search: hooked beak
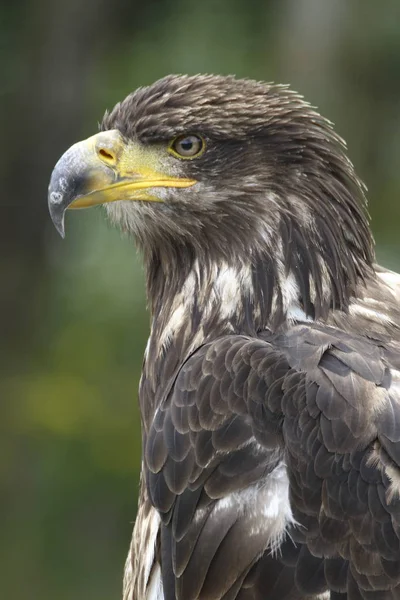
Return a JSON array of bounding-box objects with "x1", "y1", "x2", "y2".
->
[{"x1": 48, "y1": 129, "x2": 197, "y2": 237}]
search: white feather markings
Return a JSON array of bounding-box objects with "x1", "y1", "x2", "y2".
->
[
  {"x1": 249, "y1": 462, "x2": 297, "y2": 552},
  {"x1": 377, "y1": 269, "x2": 400, "y2": 291},
  {"x1": 157, "y1": 260, "x2": 311, "y2": 357},
  {"x1": 143, "y1": 509, "x2": 161, "y2": 593},
  {"x1": 212, "y1": 263, "x2": 253, "y2": 320},
  {"x1": 125, "y1": 504, "x2": 161, "y2": 600},
  {"x1": 122, "y1": 547, "x2": 133, "y2": 600},
  {"x1": 146, "y1": 564, "x2": 164, "y2": 600},
  {"x1": 287, "y1": 304, "x2": 313, "y2": 323},
  {"x1": 157, "y1": 269, "x2": 196, "y2": 350},
  {"x1": 281, "y1": 272, "x2": 313, "y2": 322},
  {"x1": 195, "y1": 461, "x2": 296, "y2": 554},
  {"x1": 157, "y1": 259, "x2": 253, "y2": 353},
  {"x1": 349, "y1": 303, "x2": 394, "y2": 324}
]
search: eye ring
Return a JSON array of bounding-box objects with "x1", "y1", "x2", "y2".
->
[{"x1": 168, "y1": 134, "x2": 206, "y2": 159}]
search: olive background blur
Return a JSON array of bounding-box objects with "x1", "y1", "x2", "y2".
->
[{"x1": 1, "y1": 1, "x2": 400, "y2": 598}]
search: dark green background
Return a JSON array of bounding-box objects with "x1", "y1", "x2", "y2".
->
[{"x1": 2, "y1": 1, "x2": 400, "y2": 598}]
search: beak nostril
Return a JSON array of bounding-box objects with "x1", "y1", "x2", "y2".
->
[{"x1": 98, "y1": 148, "x2": 115, "y2": 162}]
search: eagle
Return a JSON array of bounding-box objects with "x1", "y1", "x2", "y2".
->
[{"x1": 48, "y1": 75, "x2": 400, "y2": 600}]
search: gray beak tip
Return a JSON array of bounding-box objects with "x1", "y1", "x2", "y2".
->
[
  {"x1": 48, "y1": 194, "x2": 66, "y2": 238},
  {"x1": 50, "y1": 213, "x2": 66, "y2": 239},
  {"x1": 57, "y1": 222, "x2": 66, "y2": 239}
]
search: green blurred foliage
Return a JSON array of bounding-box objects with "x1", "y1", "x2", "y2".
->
[{"x1": 1, "y1": 1, "x2": 400, "y2": 598}]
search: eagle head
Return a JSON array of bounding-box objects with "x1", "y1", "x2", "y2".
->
[{"x1": 48, "y1": 74, "x2": 374, "y2": 322}]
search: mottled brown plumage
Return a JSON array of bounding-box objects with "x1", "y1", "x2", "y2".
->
[{"x1": 48, "y1": 74, "x2": 400, "y2": 600}]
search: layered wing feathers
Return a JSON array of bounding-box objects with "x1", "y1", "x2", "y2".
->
[
  {"x1": 273, "y1": 325, "x2": 400, "y2": 598},
  {"x1": 144, "y1": 324, "x2": 400, "y2": 599}
]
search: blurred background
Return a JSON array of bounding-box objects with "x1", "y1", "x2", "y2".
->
[{"x1": 1, "y1": 0, "x2": 400, "y2": 598}]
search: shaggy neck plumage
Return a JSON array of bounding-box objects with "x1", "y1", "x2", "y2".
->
[
  {"x1": 141, "y1": 234, "x2": 371, "y2": 394},
  {"x1": 143, "y1": 213, "x2": 374, "y2": 336}
]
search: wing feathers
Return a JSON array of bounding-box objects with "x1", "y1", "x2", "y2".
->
[
  {"x1": 142, "y1": 322, "x2": 400, "y2": 598},
  {"x1": 274, "y1": 324, "x2": 400, "y2": 598}
]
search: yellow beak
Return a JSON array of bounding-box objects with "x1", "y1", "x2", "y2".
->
[{"x1": 48, "y1": 129, "x2": 197, "y2": 236}]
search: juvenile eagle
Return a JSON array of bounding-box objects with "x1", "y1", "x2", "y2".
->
[{"x1": 48, "y1": 75, "x2": 400, "y2": 600}]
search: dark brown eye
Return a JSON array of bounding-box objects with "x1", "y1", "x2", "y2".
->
[{"x1": 169, "y1": 134, "x2": 205, "y2": 159}]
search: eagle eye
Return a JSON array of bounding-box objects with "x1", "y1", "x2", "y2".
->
[{"x1": 168, "y1": 134, "x2": 205, "y2": 159}]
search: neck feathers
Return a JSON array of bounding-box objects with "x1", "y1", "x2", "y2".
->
[
  {"x1": 144, "y1": 251, "x2": 308, "y2": 379},
  {"x1": 141, "y1": 183, "x2": 375, "y2": 401}
]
